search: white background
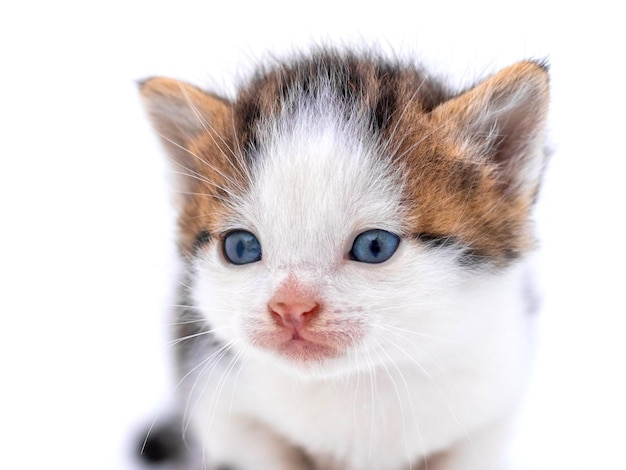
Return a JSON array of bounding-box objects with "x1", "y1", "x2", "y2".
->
[{"x1": 1, "y1": 1, "x2": 624, "y2": 469}]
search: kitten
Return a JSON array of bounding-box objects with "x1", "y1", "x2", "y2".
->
[{"x1": 138, "y1": 49, "x2": 549, "y2": 470}]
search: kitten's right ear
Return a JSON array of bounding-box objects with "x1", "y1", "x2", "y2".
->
[
  {"x1": 139, "y1": 78, "x2": 232, "y2": 171},
  {"x1": 431, "y1": 61, "x2": 550, "y2": 198}
]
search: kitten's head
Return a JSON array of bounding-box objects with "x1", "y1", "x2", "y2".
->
[{"x1": 140, "y1": 52, "x2": 549, "y2": 377}]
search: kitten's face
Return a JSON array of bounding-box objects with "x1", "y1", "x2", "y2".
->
[
  {"x1": 190, "y1": 109, "x2": 461, "y2": 375},
  {"x1": 140, "y1": 52, "x2": 549, "y2": 377}
]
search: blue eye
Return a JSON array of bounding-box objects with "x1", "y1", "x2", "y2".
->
[
  {"x1": 223, "y1": 230, "x2": 262, "y2": 265},
  {"x1": 350, "y1": 229, "x2": 400, "y2": 264}
]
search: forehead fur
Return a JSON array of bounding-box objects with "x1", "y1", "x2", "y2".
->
[
  {"x1": 141, "y1": 50, "x2": 549, "y2": 266},
  {"x1": 237, "y1": 99, "x2": 405, "y2": 268}
]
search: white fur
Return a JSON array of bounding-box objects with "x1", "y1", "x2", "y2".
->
[{"x1": 181, "y1": 96, "x2": 533, "y2": 469}]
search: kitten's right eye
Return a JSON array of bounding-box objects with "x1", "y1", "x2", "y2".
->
[{"x1": 222, "y1": 230, "x2": 262, "y2": 265}]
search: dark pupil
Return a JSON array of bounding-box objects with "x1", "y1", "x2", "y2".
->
[
  {"x1": 236, "y1": 240, "x2": 246, "y2": 259},
  {"x1": 370, "y1": 238, "x2": 381, "y2": 257}
]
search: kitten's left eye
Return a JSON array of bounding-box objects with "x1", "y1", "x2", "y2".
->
[
  {"x1": 350, "y1": 229, "x2": 400, "y2": 264},
  {"x1": 223, "y1": 230, "x2": 262, "y2": 265}
]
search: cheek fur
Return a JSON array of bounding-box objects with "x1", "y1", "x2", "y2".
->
[{"x1": 191, "y1": 251, "x2": 271, "y2": 341}]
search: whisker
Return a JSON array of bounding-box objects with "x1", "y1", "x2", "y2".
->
[
  {"x1": 391, "y1": 117, "x2": 453, "y2": 163},
  {"x1": 228, "y1": 105, "x2": 255, "y2": 186},
  {"x1": 363, "y1": 344, "x2": 378, "y2": 465},
  {"x1": 382, "y1": 324, "x2": 457, "y2": 344},
  {"x1": 211, "y1": 346, "x2": 246, "y2": 426},
  {"x1": 171, "y1": 190, "x2": 235, "y2": 206},
  {"x1": 372, "y1": 337, "x2": 423, "y2": 470},
  {"x1": 383, "y1": 76, "x2": 429, "y2": 151},
  {"x1": 181, "y1": 338, "x2": 239, "y2": 434},
  {"x1": 392, "y1": 340, "x2": 462, "y2": 426},
  {"x1": 167, "y1": 326, "x2": 230, "y2": 347},
  {"x1": 227, "y1": 348, "x2": 250, "y2": 416},
  {"x1": 167, "y1": 318, "x2": 212, "y2": 326}
]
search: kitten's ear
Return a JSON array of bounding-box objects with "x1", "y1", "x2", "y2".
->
[
  {"x1": 139, "y1": 77, "x2": 232, "y2": 170},
  {"x1": 432, "y1": 61, "x2": 550, "y2": 196}
]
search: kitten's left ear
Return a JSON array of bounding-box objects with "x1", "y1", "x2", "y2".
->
[
  {"x1": 432, "y1": 61, "x2": 550, "y2": 197},
  {"x1": 139, "y1": 77, "x2": 232, "y2": 176},
  {"x1": 139, "y1": 77, "x2": 231, "y2": 140}
]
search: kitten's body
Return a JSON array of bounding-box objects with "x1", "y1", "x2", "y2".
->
[{"x1": 140, "y1": 50, "x2": 549, "y2": 470}]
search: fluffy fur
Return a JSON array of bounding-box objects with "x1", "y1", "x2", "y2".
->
[{"x1": 139, "y1": 50, "x2": 549, "y2": 470}]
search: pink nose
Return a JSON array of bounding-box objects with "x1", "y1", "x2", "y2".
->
[{"x1": 269, "y1": 298, "x2": 320, "y2": 329}]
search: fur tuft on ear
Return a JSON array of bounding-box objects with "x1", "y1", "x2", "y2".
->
[
  {"x1": 139, "y1": 78, "x2": 233, "y2": 175},
  {"x1": 432, "y1": 61, "x2": 550, "y2": 197}
]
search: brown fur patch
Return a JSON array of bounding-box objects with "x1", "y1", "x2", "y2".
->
[{"x1": 384, "y1": 61, "x2": 550, "y2": 266}]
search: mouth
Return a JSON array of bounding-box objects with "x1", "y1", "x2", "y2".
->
[
  {"x1": 276, "y1": 336, "x2": 340, "y2": 363},
  {"x1": 251, "y1": 328, "x2": 342, "y2": 364},
  {"x1": 247, "y1": 314, "x2": 366, "y2": 367}
]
